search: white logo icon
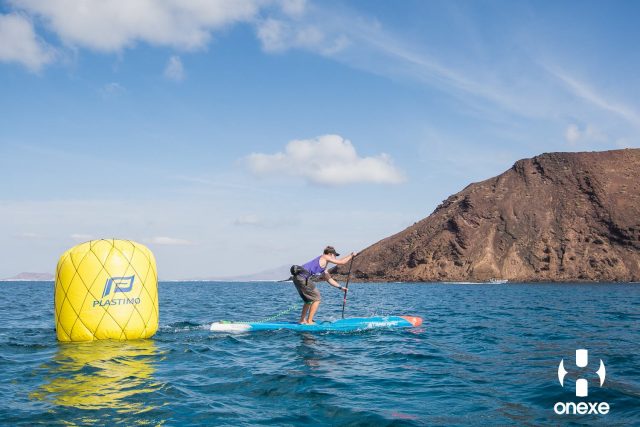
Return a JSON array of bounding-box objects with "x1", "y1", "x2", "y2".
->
[{"x1": 558, "y1": 349, "x2": 606, "y2": 397}]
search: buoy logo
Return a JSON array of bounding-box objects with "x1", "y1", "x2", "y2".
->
[
  {"x1": 102, "y1": 276, "x2": 135, "y2": 298},
  {"x1": 554, "y1": 349, "x2": 609, "y2": 415},
  {"x1": 93, "y1": 276, "x2": 141, "y2": 308}
]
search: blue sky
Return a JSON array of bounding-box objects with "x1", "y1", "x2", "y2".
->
[{"x1": 1, "y1": 0, "x2": 639, "y2": 279}]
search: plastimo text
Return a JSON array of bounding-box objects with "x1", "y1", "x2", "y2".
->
[{"x1": 93, "y1": 297, "x2": 141, "y2": 307}]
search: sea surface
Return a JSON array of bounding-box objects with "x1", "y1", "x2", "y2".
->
[{"x1": 0, "y1": 281, "x2": 638, "y2": 426}]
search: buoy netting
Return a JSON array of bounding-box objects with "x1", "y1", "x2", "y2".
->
[{"x1": 54, "y1": 239, "x2": 158, "y2": 342}]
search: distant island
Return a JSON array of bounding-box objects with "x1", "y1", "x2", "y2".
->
[
  {"x1": 339, "y1": 149, "x2": 640, "y2": 282},
  {"x1": 187, "y1": 265, "x2": 291, "y2": 282},
  {"x1": 1, "y1": 267, "x2": 293, "y2": 283},
  {"x1": 1, "y1": 272, "x2": 54, "y2": 281},
  {"x1": 1, "y1": 268, "x2": 291, "y2": 283}
]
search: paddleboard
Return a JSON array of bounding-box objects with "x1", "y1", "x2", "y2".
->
[{"x1": 210, "y1": 315, "x2": 422, "y2": 333}]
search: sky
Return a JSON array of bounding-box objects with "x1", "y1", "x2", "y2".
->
[{"x1": 1, "y1": 0, "x2": 639, "y2": 279}]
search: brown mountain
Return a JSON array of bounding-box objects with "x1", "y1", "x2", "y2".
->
[{"x1": 345, "y1": 149, "x2": 640, "y2": 282}]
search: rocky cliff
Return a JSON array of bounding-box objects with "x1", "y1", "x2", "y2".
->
[{"x1": 346, "y1": 149, "x2": 640, "y2": 282}]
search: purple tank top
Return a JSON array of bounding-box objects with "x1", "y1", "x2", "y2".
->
[{"x1": 302, "y1": 256, "x2": 325, "y2": 277}]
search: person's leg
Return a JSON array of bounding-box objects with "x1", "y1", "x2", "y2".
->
[
  {"x1": 306, "y1": 300, "x2": 320, "y2": 324},
  {"x1": 294, "y1": 276, "x2": 310, "y2": 323},
  {"x1": 299, "y1": 302, "x2": 310, "y2": 324}
]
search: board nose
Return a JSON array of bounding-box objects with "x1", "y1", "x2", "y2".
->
[{"x1": 400, "y1": 316, "x2": 423, "y2": 327}]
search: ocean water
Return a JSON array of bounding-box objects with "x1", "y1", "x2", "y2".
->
[{"x1": 0, "y1": 281, "x2": 638, "y2": 426}]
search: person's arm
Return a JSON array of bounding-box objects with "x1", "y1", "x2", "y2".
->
[
  {"x1": 327, "y1": 252, "x2": 358, "y2": 266},
  {"x1": 322, "y1": 271, "x2": 347, "y2": 291}
]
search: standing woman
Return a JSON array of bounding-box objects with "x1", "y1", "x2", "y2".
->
[{"x1": 291, "y1": 246, "x2": 357, "y2": 324}]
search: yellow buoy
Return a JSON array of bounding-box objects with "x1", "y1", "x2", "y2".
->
[{"x1": 54, "y1": 239, "x2": 159, "y2": 342}]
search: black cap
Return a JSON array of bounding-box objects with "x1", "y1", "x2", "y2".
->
[{"x1": 324, "y1": 246, "x2": 340, "y2": 256}]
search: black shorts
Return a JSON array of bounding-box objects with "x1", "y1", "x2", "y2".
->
[{"x1": 293, "y1": 275, "x2": 321, "y2": 303}]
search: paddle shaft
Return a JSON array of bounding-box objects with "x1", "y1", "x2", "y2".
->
[{"x1": 341, "y1": 256, "x2": 355, "y2": 319}]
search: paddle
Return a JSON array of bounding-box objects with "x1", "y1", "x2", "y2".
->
[{"x1": 341, "y1": 255, "x2": 355, "y2": 319}]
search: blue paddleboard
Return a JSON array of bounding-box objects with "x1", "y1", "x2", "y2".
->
[{"x1": 210, "y1": 315, "x2": 422, "y2": 332}]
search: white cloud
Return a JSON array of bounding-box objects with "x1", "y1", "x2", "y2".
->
[
  {"x1": 14, "y1": 231, "x2": 43, "y2": 239},
  {"x1": 164, "y1": 55, "x2": 185, "y2": 81},
  {"x1": 11, "y1": 0, "x2": 261, "y2": 52},
  {"x1": 234, "y1": 214, "x2": 261, "y2": 226},
  {"x1": 256, "y1": 18, "x2": 349, "y2": 55},
  {"x1": 565, "y1": 124, "x2": 581, "y2": 144},
  {"x1": 70, "y1": 233, "x2": 93, "y2": 242},
  {"x1": 0, "y1": 13, "x2": 54, "y2": 71},
  {"x1": 99, "y1": 82, "x2": 126, "y2": 98},
  {"x1": 255, "y1": 0, "x2": 350, "y2": 55},
  {"x1": 233, "y1": 213, "x2": 298, "y2": 228},
  {"x1": 256, "y1": 19, "x2": 288, "y2": 53},
  {"x1": 246, "y1": 134, "x2": 405, "y2": 186},
  {"x1": 550, "y1": 68, "x2": 640, "y2": 129},
  {"x1": 253, "y1": 7, "x2": 554, "y2": 122},
  {"x1": 583, "y1": 125, "x2": 608, "y2": 143},
  {"x1": 564, "y1": 123, "x2": 609, "y2": 145},
  {"x1": 147, "y1": 236, "x2": 193, "y2": 246},
  {"x1": 5, "y1": 0, "x2": 321, "y2": 70},
  {"x1": 279, "y1": 0, "x2": 307, "y2": 18}
]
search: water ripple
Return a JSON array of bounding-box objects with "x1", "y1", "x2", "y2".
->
[{"x1": 0, "y1": 281, "x2": 638, "y2": 425}]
